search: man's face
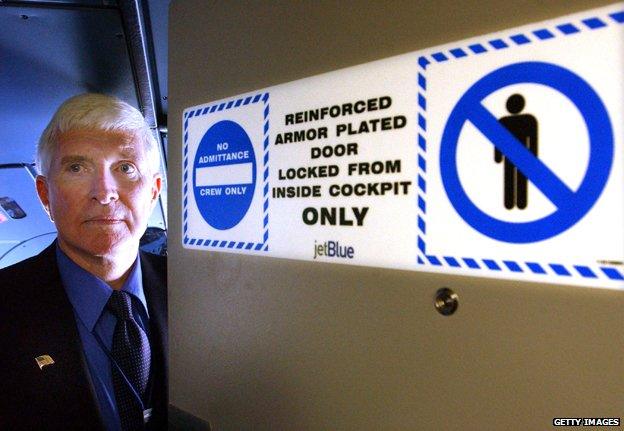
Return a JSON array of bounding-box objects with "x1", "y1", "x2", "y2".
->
[{"x1": 37, "y1": 129, "x2": 162, "y2": 260}]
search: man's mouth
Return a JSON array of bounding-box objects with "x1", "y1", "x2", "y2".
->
[{"x1": 85, "y1": 217, "x2": 124, "y2": 225}]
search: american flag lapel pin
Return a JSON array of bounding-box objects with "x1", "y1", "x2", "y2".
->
[{"x1": 35, "y1": 355, "x2": 55, "y2": 370}]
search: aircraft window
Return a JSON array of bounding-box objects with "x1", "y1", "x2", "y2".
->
[{"x1": 0, "y1": 197, "x2": 27, "y2": 219}]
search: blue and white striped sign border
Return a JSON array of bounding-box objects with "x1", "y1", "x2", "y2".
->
[
  {"x1": 416, "y1": 9, "x2": 624, "y2": 282},
  {"x1": 182, "y1": 92, "x2": 270, "y2": 252}
]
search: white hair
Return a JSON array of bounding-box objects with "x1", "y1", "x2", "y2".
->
[{"x1": 37, "y1": 93, "x2": 160, "y2": 176}]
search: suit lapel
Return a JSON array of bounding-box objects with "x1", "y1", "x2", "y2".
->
[
  {"x1": 11, "y1": 243, "x2": 105, "y2": 430},
  {"x1": 140, "y1": 251, "x2": 168, "y2": 429}
]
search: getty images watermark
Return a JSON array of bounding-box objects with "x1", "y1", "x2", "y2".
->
[{"x1": 553, "y1": 418, "x2": 620, "y2": 427}]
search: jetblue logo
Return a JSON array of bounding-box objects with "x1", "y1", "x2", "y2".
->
[{"x1": 313, "y1": 240, "x2": 354, "y2": 260}]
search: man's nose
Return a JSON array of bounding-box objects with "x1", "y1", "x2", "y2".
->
[{"x1": 91, "y1": 170, "x2": 119, "y2": 204}]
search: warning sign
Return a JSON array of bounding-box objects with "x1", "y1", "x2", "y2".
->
[
  {"x1": 183, "y1": 94, "x2": 268, "y2": 250},
  {"x1": 425, "y1": 6, "x2": 623, "y2": 287},
  {"x1": 438, "y1": 62, "x2": 613, "y2": 243},
  {"x1": 182, "y1": 4, "x2": 624, "y2": 288}
]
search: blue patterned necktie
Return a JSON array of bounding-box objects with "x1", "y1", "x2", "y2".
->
[{"x1": 107, "y1": 290, "x2": 151, "y2": 431}]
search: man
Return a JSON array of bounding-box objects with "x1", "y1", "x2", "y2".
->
[{"x1": 0, "y1": 94, "x2": 167, "y2": 431}]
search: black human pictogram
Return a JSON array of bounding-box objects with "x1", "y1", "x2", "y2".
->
[{"x1": 495, "y1": 94, "x2": 538, "y2": 209}]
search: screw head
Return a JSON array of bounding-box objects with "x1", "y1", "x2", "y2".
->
[{"x1": 434, "y1": 288, "x2": 459, "y2": 316}]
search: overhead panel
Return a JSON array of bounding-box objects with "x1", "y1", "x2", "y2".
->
[{"x1": 0, "y1": 3, "x2": 137, "y2": 164}]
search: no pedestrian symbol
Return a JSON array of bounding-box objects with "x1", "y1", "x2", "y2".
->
[{"x1": 440, "y1": 61, "x2": 613, "y2": 243}]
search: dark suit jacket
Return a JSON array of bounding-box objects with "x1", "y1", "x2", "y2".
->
[{"x1": 0, "y1": 242, "x2": 168, "y2": 430}]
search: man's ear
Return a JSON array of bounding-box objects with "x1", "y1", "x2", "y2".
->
[
  {"x1": 35, "y1": 175, "x2": 53, "y2": 220},
  {"x1": 151, "y1": 173, "x2": 163, "y2": 205}
]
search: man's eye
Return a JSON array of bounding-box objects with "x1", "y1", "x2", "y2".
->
[
  {"x1": 120, "y1": 163, "x2": 137, "y2": 174},
  {"x1": 69, "y1": 164, "x2": 82, "y2": 173}
]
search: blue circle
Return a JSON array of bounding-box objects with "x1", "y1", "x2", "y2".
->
[
  {"x1": 193, "y1": 120, "x2": 256, "y2": 230},
  {"x1": 440, "y1": 62, "x2": 613, "y2": 243}
]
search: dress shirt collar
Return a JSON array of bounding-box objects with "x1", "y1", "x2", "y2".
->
[{"x1": 56, "y1": 244, "x2": 148, "y2": 332}]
